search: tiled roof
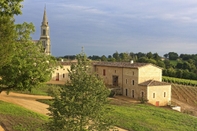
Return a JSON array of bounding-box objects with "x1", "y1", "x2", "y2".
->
[
  {"x1": 93, "y1": 62, "x2": 150, "y2": 69},
  {"x1": 139, "y1": 80, "x2": 170, "y2": 86}
]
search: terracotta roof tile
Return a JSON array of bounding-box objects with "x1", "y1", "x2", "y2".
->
[
  {"x1": 139, "y1": 80, "x2": 170, "y2": 86},
  {"x1": 93, "y1": 62, "x2": 150, "y2": 68}
]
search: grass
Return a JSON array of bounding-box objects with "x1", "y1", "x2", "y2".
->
[
  {"x1": 169, "y1": 60, "x2": 178, "y2": 66},
  {"x1": 13, "y1": 84, "x2": 62, "y2": 96},
  {"x1": 109, "y1": 102, "x2": 197, "y2": 131},
  {"x1": 6, "y1": 84, "x2": 197, "y2": 131},
  {"x1": 37, "y1": 98, "x2": 197, "y2": 131},
  {"x1": 0, "y1": 100, "x2": 49, "y2": 131}
]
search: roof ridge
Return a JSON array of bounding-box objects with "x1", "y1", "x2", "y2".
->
[{"x1": 148, "y1": 79, "x2": 155, "y2": 86}]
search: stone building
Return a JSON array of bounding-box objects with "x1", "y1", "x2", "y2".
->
[{"x1": 93, "y1": 62, "x2": 171, "y2": 106}]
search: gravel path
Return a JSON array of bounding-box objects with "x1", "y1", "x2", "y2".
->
[{"x1": 0, "y1": 92, "x2": 51, "y2": 115}]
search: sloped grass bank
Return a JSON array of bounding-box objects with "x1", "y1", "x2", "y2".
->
[
  {"x1": 111, "y1": 103, "x2": 197, "y2": 131},
  {"x1": 0, "y1": 101, "x2": 49, "y2": 131}
]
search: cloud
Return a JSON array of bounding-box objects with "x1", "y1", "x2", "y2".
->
[{"x1": 15, "y1": 0, "x2": 197, "y2": 56}]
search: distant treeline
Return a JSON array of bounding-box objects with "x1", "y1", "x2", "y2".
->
[{"x1": 57, "y1": 52, "x2": 197, "y2": 80}]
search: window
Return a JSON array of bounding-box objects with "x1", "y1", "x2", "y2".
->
[
  {"x1": 42, "y1": 41, "x2": 46, "y2": 51},
  {"x1": 126, "y1": 79, "x2": 127, "y2": 84},
  {"x1": 43, "y1": 29, "x2": 46, "y2": 35},
  {"x1": 125, "y1": 89, "x2": 128, "y2": 96},
  {"x1": 63, "y1": 74, "x2": 65, "y2": 78},
  {"x1": 132, "y1": 80, "x2": 134, "y2": 85},
  {"x1": 103, "y1": 69, "x2": 106, "y2": 76},
  {"x1": 153, "y1": 93, "x2": 155, "y2": 98},
  {"x1": 132, "y1": 90, "x2": 134, "y2": 98},
  {"x1": 164, "y1": 92, "x2": 166, "y2": 97},
  {"x1": 42, "y1": 41, "x2": 45, "y2": 47}
]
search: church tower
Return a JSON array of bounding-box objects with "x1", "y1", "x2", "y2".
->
[{"x1": 40, "y1": 7, "x2": 51, "y2": 55}]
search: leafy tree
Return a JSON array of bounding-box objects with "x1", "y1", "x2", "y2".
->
[
  {"x1": 112, "y1": 51, "x2": 120, "y2": 61},
  {"x1": 136, "y1": 52, "x2": 146, "y2": 58},
  {"x1": 0, "y1": 16, "x2": 15, "y2": 68},
  {"x1": 0, "y1": 23, "x2": 57, "y2": 92},
  {"x1": 119, "y1": 52, "x2": 131, "y2": 62},
  {"x1": 168, "y1": 52, "x2": 179, "y2": 60},
  {"x1": 163, "y1": 53, "x2": 169, "y2": 59},
  {"x1": 157, "y1": 60, "x2": 165, "y2": 68},
  {"x1": 146, "y1": 52, "x2": 153, "y2": 59},
  {"x1": 88, "y1": 55, "x2": 100, "y2": 61},
  {"x1": 47, "y1": 52, "x2": 114, "y2": 131},
  {"x1": 0, "y1": 0, "x2": 23, "y2": 68},
  {"x1": 153, "y1": 53, "x2": 160, "y2": 61},
  {"x1": 101, "y1": 55, "x2": 107, "y2": 61},
  {"x1": 0, "y1": 0, "x2": 23, "y2": 16},
  {"x1": 138, "y1": 57, "x2": 148, "y2": 63},
  {"x1": 164, "y1": 60, "x2": 172, "y2": 69}
]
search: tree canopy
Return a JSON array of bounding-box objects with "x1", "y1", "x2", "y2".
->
[
  {"x1": 0, "y1": 1, "x2": 57, "y2": 92},
  {"x1": 47, "y1": 52, "x2": 114, "y2": 131},
  {"x1": 0, "y1": 22, "x2": 57, "y2": 92},
  {"x1": 0, "y1": 0, "x2": 23, "y2": 67}
]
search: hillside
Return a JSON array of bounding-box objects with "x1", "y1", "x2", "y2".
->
[{"x1": 171, "y1": 84, "x2": 197, "y2": 116}]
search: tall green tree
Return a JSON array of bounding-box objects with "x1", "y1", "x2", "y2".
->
[
  {"x1": 0, "y1": 0, "x2": 23, "y2": 68},
  {"x1": 0, "y1": 22, "x2": 57, "y2": 92},
  {"x1": 47, "y1": 52, "x2": 114, "y2": 131},
  {"x1": 0, "y1": 15, "x2": 16, "y2": 68},
  {"x1": 0, "y1": 0, "x2": 23, "y2": 16},
  {"x1": 168, "y1": 52, "x2": 179, "y2": 60}
]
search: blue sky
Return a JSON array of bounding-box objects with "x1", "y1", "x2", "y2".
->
[{"x1": 15, "y1": 0, "x2": 197, "y2": 57}]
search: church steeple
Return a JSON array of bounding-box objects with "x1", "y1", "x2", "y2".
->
[
  {"x1": 40, "y1": 6, "x2": 51, "y2": 55},
  {"x1": 42, "y1": 6, "x2": 48, "y2": 26}
]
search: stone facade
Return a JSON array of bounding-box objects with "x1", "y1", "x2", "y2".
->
[
  {"x1": 93, "y1": 62, "x2": 171, "y2": 106},
  {"x1": 50, "y1": 61, "x2": 171, "y2": 106}
]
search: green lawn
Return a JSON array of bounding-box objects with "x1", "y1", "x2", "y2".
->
[{"x1": 169, "y1": 60, "x2": 178, "y2": 66}]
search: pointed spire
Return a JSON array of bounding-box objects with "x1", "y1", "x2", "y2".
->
[{"x1": 42, "y1": 6, "x2": 48, "y2": 25}]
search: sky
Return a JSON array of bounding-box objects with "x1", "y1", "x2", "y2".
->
[{"x1": 15, "y1": 0, "x2": 197, "y2": 57}]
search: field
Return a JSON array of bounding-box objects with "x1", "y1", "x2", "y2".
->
[
  {"x1": 0, "y1": 101, "x2": 48, "y2": 131},
  {"x1": 110, "y1": 100, "x2": 197, "y2": 131},
  {"x1": 171, "y1": 84, "x2": 197, "y2": 110}
]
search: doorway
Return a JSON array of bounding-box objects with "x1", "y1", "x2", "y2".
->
[
  {"x1": 112, "y1": 75, "x2": 118, "y2": 86},
  {"x1": 156, "y1": 101, "x2": 159, "y2": 106},
  {"x1": 56, "y1": 73, "x2": 59, "y2": 81}
]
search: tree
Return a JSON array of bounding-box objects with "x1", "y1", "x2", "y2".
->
[
  {"x1": 0, "y1": 15, "x2": 16, "y2": 68},
  {"x1": 0, "y1": 0, "x2": 23, "y2": 68},
  {"x1": 112, "y1": 51, "x2": 120, "y2": 61},
  {"x1": 0, "y1": 22, "x2": 57, "y2": 92},
  {"x1": 101, "y1": 55, "x2": 107, "y2": 61},
  {"x1": 146, "y1": 52, "x2": 153, "y2": 59},
  {"x1": 0, "y1": 0, "x2": 23, "y2": 16},
  {"x1": 168, "y1": 52, "x2": 179, "y2": 60},
  {"x1": 47, "y1": 52, "x2": 114, "y2": 131}
]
